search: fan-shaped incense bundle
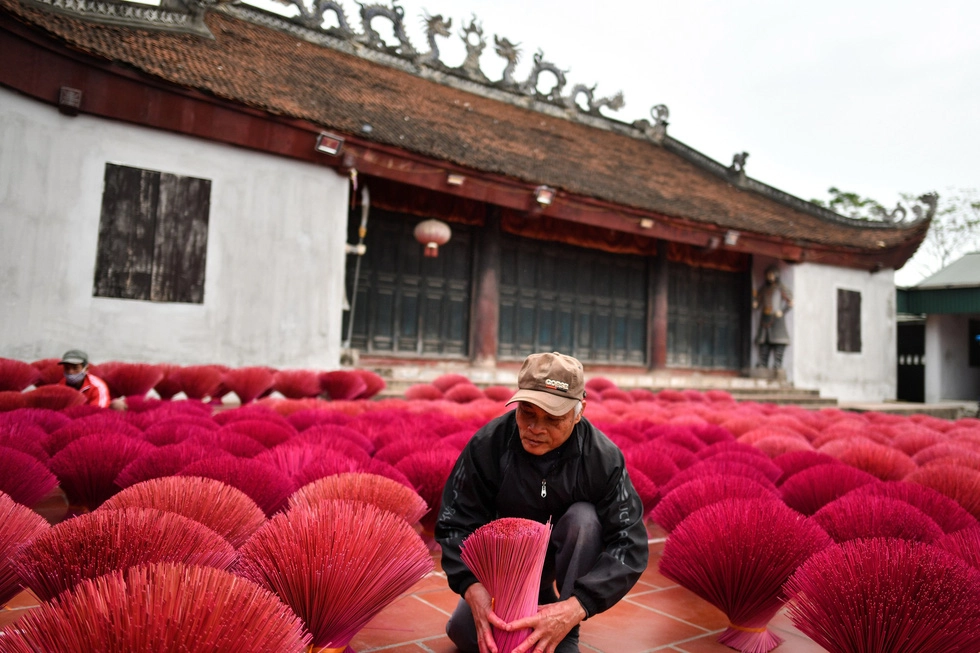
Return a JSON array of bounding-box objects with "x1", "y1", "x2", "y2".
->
[
  {"x1": 236, "y1": 499, "x2": 433, "y2": 650},
  {"x1": 695, "y1": 441, "x2": 768, "y2": 461},
  {"x1": 48, "y1": 432, "x2": 154, "y2": 511},
  {"x1": 395, "y1": 448, "x2": 460, "y2": 537},
  {"x1": 292, "y1": 454, "x2": 363, "y2": 488},
  {"x1": 660, "y1": 498, "x2": 832, "y2": 653},
  {"x1": 174, "y1": 365, "x2": 225, "y2": 400},
  {"x1": 289, "y1": 472, "x2": 428, "y2": 524},
  {"x1": 751, "y1": 435, "x2": 815, "y2": 458},
  {"x1": 287, "y1": 408, "x2": 351, "y2": 431},
  {"x1": 905, "y1": 464, "x2": 980, "y2": 520},
  {"x1": 771, "y1": 451, "x2": 842, "y2": 486},
  {"x1": 483, "y1": 385, "x2": 515, "y2": 402},
  {"x1": 625, "y1": 467, "x2": 659, "y2": 518},
  {"x1": 115, "y1": 442, "x2": 219, "y2": 488},
  {"x1": 460, "y1": 517, "x2": 552, "y2": 653},
  {"x1": 23, "y1": 384, "x2": 86, "y2": 410},
  {"x1": 0, "y1": 562, "x2": 312, "y2": 652},
  {"x1": 12, "y1": 507, "x2": 236, "y2": 601},
  {"x1": 0, "y1": 407, "x2": 70, "y2": 434},
  {"x1": 779, "y1": 463, "x2": 879, "y2": 516},
  {"x1": 46, "y1": 415, "x2": 142, "y2": 454},
  {"x1": 625, "y1": 445, "x2": 681, "y2": 486},
  {"x1": 219, "y1": 419, "x2": 295, "y2": 449},
  {"x1": 812, "y1": 493, "x2": 943, "y2": 543},
  {"x1": 651, "y1": 475, "x2": 780, "y2": 533},
  {"x1": 222, "y1": 367, "x2": 276, "y2": 404},
  {"x1": 444, "y1": 383, "x2": 486, "y2": 404},
  {"x1": 0, "y1": 422, "x2": 50, "y2": 462},
  {"x1": 821, "y1": 439, "x2": 916, "y2": 481},
  {"x1": 254, "y1": 442, "x2": 339, "y2": 483},
  {"x1": 28, "y1": 359, "x2": 62, "y2": 387},
  {"x1": 844, "y1": 480, "x2": 978, "y2": 533},
  {"x1": 0, "y1": 446, "x2": 57, "y2": 507},
  {"x1": 0, "y1": 358, "x2": 40, "y2": 392},
  {"x1": 289, "y1": 429, "x2": 372, "y2": 463},
  {"x1": 319, "y1": 370, "x2": 368, "y2": 401},
  {"x1": 297, "y1": 423, "x2": 375, "y2": 454},
  {"x1": 101, "y1": 476, "x2": 266, "y2": 548},
  {"x1": 431, "y1": 373, "x2": 471, "y2": 392},
  {"x1": 95, "y1": 362, "x2": 165, "y2": 399},
  {"x1": 659, "y1": 459, "x2": 777, "y2": 497},
  {"x1": 351, "y1": 369, "x2": 386, "y2": 399},
  {"x1": 147, "y1": 364, "x2": 179, "y2": 399},
  {"x1": 213, "y1": 404, "x2": 292, "y2": 426},
  {"x1": 190, "y1": 428, "x2": 267, "y2": 457},
  {"x1": 934, "y1": 526, "x2": 980, "y2": 571},
  {"x1": 272, "y1": 369, "x2": 323, "y2": 399},
  {"x1": 374, "y1": 437, "x2": 444, "y2": 465},
  {"x1": 0, "y1": 492, "x2": 49, "y2": 607},
  {"x1": 785, "y1": 538, "x2": 980, "y2": 653},
  {"x1": 694, "y1": 451, "x2": 782, "y2": 482},
  {"x1": 180, "y1": 456, "x2": 295, "y2": 516}
]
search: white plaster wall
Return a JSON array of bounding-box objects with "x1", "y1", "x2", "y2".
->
[
  {"x1": 0, "y1": 88, "x2": 349, "y2": 368},
  {"x1": 924, "y1": 314, "x2": 980, "y2": 402},
  {"x1": 788, "y1": 261, "x2": 897, "y2": 402}
]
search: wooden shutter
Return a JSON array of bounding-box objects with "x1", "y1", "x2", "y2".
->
[
  {"x1": 93, "y1": 165, "x2": 158, "y2": 300},
  {"x1": 94, "y1": 164, "x2": 210, "y2": 304},
  {"x1": 837, "y1": 289, "x2": 862, "y2": 353}
]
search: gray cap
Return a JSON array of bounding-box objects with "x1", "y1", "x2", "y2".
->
[{"x1": 59, "y1": 349, "x2": 89, "y2": 366}]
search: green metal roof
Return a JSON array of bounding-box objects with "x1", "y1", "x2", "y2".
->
[
  {"x1": 916, "y1": 252, "x2": 980, "y2": 289},
  {"x1": 898, "y1": 286, "x2": 980, "y2": 314}
]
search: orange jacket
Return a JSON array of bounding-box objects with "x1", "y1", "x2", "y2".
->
[{"x1": 59, "y1": 373, "x2": 111, "y2": 408}]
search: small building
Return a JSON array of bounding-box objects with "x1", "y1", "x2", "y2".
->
[
  {"x1": 897, "y1": 252, "x2": 980, "y2": 403},
  {"x1": 0, "y1": 0, "x2": 933, "y2": 401}
]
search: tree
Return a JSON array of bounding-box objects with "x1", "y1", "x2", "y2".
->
[{"x1": 812, "y1": 187, "x2": 980, "y2": 284}]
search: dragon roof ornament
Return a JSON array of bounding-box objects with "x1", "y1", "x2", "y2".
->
[
  {"x1": 16, "y1": 0, "x2": 935, "y2": 229},
  {"x1": 47, "y1": 0, "x2": 669, "y2": 144}
]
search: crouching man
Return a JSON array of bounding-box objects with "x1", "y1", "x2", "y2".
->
[{"x1": 436, "y1": 352, "x2": 648, "y2": 653}]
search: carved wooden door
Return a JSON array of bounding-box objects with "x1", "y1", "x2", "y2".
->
[
  {"x1": 344, "y1": 209, "x2": 471, "y2": 358},
  {"x1": 667, "y1": 262, "x2": 747, "y2": 369},
  {"x1": 498, "y1": 237, "x2": 647, "y2": 364}
]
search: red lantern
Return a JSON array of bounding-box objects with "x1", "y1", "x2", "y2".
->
[{"x1": 413, "y1": 219, "x2": 452, "y2": 257}]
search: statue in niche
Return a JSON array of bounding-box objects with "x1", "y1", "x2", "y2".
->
[{"x1": 753, "y1": 265, "x2": 792, "y2": 370}]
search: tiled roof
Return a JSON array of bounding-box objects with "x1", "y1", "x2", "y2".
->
[{"x1": 1, "y1": 0, "x2": 930, "y2": 261}]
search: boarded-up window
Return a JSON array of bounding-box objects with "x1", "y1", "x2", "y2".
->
[
  {"x1": 837, "y1": 289, "x2": 861, "y2": 353},
  {"x1": 93, "y1": 164, "x2": 210, "y2": 303}
]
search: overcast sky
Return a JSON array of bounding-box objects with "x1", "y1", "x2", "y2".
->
[{"x1": 247, "y1": 0, "x2": 979, "y2": 283}]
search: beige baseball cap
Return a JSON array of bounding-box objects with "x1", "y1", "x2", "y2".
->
[{"x1": 506, "y1": 352, "x2": 586, "y2": 416}]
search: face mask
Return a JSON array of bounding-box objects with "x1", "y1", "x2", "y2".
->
[{"x1": 65, "y1": 372, "x2": 86, "y2": 385}]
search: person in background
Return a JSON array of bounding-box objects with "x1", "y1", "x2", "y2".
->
[
  {"x1": 436, "y1": 351, "x2": 648, "y2": 653},
  {"x1": 58, "y1": 349, "x2": 110, "y2": 408}
]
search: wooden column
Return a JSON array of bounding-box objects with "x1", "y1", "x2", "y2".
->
[
  {"x1": 651, "y1": 240, "x2": 669, "y2": 368},
  {"x1": 471, "y1": 207, "x2": 501, "y2": 367}
]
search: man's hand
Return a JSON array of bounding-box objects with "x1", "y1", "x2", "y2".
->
[
  {"x1": 464, "y1": 582, "x2": 508, "y2": 653},
  {"x1": 502, "y1": 597, "x2": 586, "y2": 653}
]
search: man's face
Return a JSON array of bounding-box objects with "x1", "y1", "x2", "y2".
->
[
  {"x1": 514, "y1": 401, "x2": 583, "y2": 455},
  {"x1": 61, "y1": 362, "x2": 85, "y2": 376}
]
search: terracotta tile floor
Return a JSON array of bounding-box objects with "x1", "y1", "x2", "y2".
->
[
  {"x1": 0, "y1": 522, "x2": 826, "y2": 652},
  {"x1": 345, "y1": 524, "x2": 825, "y2": 653}
]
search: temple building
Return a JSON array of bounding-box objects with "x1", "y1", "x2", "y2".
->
[{"x1": 0, "y1": 0, "x2": 934, "y2": 401}]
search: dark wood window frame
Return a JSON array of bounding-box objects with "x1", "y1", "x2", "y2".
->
[
  {"x1": 837, "y1": 288, "x2": 862, "y2": 353},
  {"x1": 93, "y1": 163, "x2": 211, "y2": 304}
]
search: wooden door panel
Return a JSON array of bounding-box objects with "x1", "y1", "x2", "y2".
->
[{"x1": 345, "y1": 209, "x2": 471, "y2": 358}]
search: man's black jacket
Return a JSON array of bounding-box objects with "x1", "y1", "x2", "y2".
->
[{"x1": 435, "y1": 410, "x2": 649, "y2": 619}]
